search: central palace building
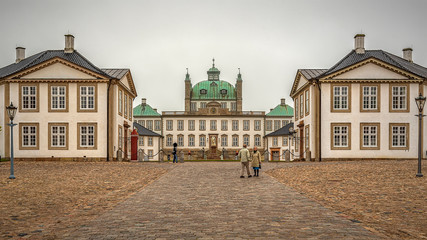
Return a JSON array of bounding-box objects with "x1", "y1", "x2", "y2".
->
[{"x1": 133, "y1": 60, "x2": 294, "y2": 160}]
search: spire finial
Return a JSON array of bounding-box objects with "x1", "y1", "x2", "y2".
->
[
  {"x1": 212, "y1": 58, "x2": 215, "y2": 67},
  {"x1": 186, "y1": 68, "x2": 188, "y2": 74},
  {"x1": 185, "y1": 67, "x2": 190, "y2": 81},
  {"x1": 238, "y1": 68, "x2": 240, "y2": 74}
]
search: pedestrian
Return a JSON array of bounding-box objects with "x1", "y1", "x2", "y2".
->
[
  {"x1": 173, "y1": 143, "x2": 178, "y2": 163},
  {"x1": 238, "y1": 144, "x2": 252, "y2": 178},
  {"x1": 251, "y1": 147, "x2": 262, "y2": 177}
]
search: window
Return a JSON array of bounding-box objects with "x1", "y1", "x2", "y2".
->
[
  {"x1": 331, "y1": 123, "x2": 351, "y2": 150},
  {"x1": 221, "y1": 135, "x2": 228, "y2": 146},
  {"x1": 294, "y1": 98, "x2": 298, "y2": 120},
  {"x1": 78, "y1": 123, "x2": 97, "y2": 149},
  {"x1": 19, "y1": 123, "x2": 39, "y2": 150},
  {"x1": 221, "y1": 120, "x2": 228, "y2": 131},
  {"x1": 210, "y1": 120, "x2": 217, "y2": 130},
  {"x1": 178, "y1": 120, "x2": 184, "y2": 131},
  {"x1": 221, "y1": 102, "x2": 227, "y2": 109},
  {"x1": 274, "y1": 120, "x2": 280, "y2": 131},
  {"x1": 332, "y1": 85, "x2": 350, "y2": 111},
  {"x1": 148, "y1": 137, "x2": 153, "y2": 146},
  {"x1": 139, "y1": 136, "x2": 144, "y2": 146},
  {"x1": 305, "y1": 125, "x2": 309, "y2": 150},
  {"x1": 199, "y1": 120, "x2": 206, "y2": 131},
  {"x1": 178, "y1": 135, "x2": 184, "y2": 146},
  {"x1": 200, "y1": 102, "x2": 207, "y2": 108},
  {"x1": 166, "y1": 120, "x2": 173, "y2": 131},
  {"x1": 361, "y1": 85, "x2": 379, "y2": 111},
  {"x1": 118, "y1": 126, "x2": 123, "y2": 149},
  {"x1": 188, "y1": 120, "x2": 195, "y2": 131},
  {"x1": 124, "y1": 94, "x2": 128, "y2": 116},
  {"x1": 390, "y1": 85, "x2": 409, "y2": 112},
  {"x1": 20, "y1": 84, "x2": 39, "y2": 111},
  {"x1": 166, "y1": 135, "x2": 173, "y2": 146},
  {"x1": 243, "y1": 135, "x2": 250, "y2": 146},
  {"x1": 360, "y1": 123, "x2": 380, "y2": 149},
  {"x1": 283, "y1": 137, "x2": 288, "y2": 146},
  {"x1": 266, "y1": 120, "x2": 272, "y2": 131},
  {"x1": 118, "y1": 90, "x2": 123, "y2": 115},
  {"x1": 305, "y1": 90, "x2": 309, "y2": 115},
  {"x1": 78, "y1": 85, "x2": 96, "y2": 111},
  {"x1": 155, "y1": 120, "x2": 161, "y2": 131},
  {"x1": 220, "y1": 89, "x2": 227, "y2": 95},
  {"x1": 148, "y1": 150, "x2": 153, "y2": 159},
  {"x1": 147, "y1": 120, "x2": 153, "y2": 131},
  {"x1": 273, "y1": 137, "x2": 278, "y2": 146},
  {"x1": 199, "y1": 135, "x2": 206, "y2": 146},
  {"x1": 295, "y1": 131, "x2": 299, "y2": 152},
  {"x1": 232, "y1": 120, "x2": 239, "y2": 131},
  {"x1": 49, "y1": 123, "x2": 68, "y2": 150},
  {"x1": 231, "y1": 102, "x2": 237, "y2": 111},
  {"x1": 300, "y1": 94, "x2": 304, "y2": 118},
  {"x1": 188, "y1": 135, "x2": 195, "y2": 146},
  {"x1": 243, "y1": 120, "x2": 250, "y2": 131},
  {"x1": 191, "y1": 102, "x2": 197, "y2": 112},
  {"x1": 138, "y1": 120, "x2": 145, "y2": 127},
  {"x1": 281, "y1": 120, "x2": 286, "y2": 127},
  {"x1": 200, "y1": 89, "x2": 207, "y2": 94},
  {"x1": 232, "y1": 135, "x2": 239, "y2": 147},
  {"x1": 390, "y1": 123, "x2": 409, "y2": 150},
  {"x1": 254, "y1": 120, "x2": 261, "y2": 131},
  {"x1": 129, "y1": 98, "x2": 133, "y2": 121},
  {"x1": 254, "y1": 135, "x2": 261, "y2": 147},
  {"x1": 49, "y1": 85, "x2": 67, "y2": 111}
]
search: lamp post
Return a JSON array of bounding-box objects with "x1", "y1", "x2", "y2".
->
[
  {"x1": 415, "y1": 93, "x2": 426, "y2": 177},
  {"x1": 6, "y1": 102, "x2": 17, "y2": 179}
]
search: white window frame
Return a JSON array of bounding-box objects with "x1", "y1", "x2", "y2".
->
[
  {"x1": 166, "y1": 120, "x2": 173, "y2": 131},
  {"x1": 22, "y1": 86, "x2": 37, "y2": 110},
  {"x1": 254, "y1": 120, "x2": 261, "y2": 131},
  {"x1": 210, "y1": 120, "x2": 217, "y2": 131},
  {"x1": 362, "y1": 86, "x2": 378, "y2": 110},
  {"x1": 333, "y1": 86, "x2": 349, "y2": 110},
  {"x1": 232, "y1": 120, "x2": 239, "y2": 131},
  {"x1": 188, "y1": 120, "x2": 195, "y2": 131},
  {"x1": 221, "y1": 120, "x2": 228, "y2": 131},
  {"x1": 51, "y1": 125, "x2": 66, "y2": 147},
  {"x1": 243, "y1": 120, "x2": 250, "y2": 131},
  {"x1": 51, "y1": 86, "x2": 66, "y2": 110},
  {"x1": 199, "y1": 120, "x2": 206, "y2": 131},
  {"x1": 80, "y1": 86, "x2": 95, "y2": 110},
  {"x1": 199, "y1": 135, "x2": 206, "y2": 146}
]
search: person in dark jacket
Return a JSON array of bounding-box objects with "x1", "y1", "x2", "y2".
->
[{"x1": 173, "y1": 143, "x2": 178, "y2": 163}]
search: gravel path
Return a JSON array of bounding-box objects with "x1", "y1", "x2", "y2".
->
[{"x1": 65, "y1": 162, "x2": 378, "y2": 239}]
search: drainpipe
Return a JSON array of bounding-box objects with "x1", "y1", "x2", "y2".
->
[
  {"x1": 107, "y1": 79, "x2": 112, "y2": 161},
  {"x1": 316, "y1": 79, "x2": 322, "y2": 162}
]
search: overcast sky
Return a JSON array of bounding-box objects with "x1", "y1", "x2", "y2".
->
[{"x1": 1, "y1": 0, "x2": 426, "y2": 112}]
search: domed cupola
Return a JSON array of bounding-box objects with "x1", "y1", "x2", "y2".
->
[{"x1": 207, "y1": 58, "x2": 220, "y2": 81}]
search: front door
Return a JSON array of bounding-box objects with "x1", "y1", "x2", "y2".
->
[
  {"x1": 209, "y1": 134, "x2": 218, "y2": 150},
  {"x1": 299, "y1": 128, "x2": 304, "y2": 160},
  {"x1": 270, "y1": 148, "x2": 280, "y2": 161}
]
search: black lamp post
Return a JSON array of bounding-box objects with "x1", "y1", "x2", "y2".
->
[
  {"x1": 6, "y1": 102, "x2": 18, "y2": 179},
  {"x1": 415, "y1": 93, "x2": 426, "y2": 177}
]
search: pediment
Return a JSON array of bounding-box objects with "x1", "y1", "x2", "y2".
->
[
  {"x1": 20, "y1": 61, "x2": 98, "y2": 79},
  {"x1": 118, "y1": 71, "x2": 137, "y2": 97},
  {"x1": 331, "y1": 62, "x2": 410, "y2": 80},
  {"x1": 290, "y1": 71, "x2": 309, "y2": 97}
]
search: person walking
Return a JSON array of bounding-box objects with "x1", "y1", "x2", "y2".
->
[
  {"x1": 172, "y1": 143, "x2": 178, "y2": 163},
  {"x1": 251, "y1": 147, "x2": 262, "y2": 177},
  {"x1": 239, "y1": 144, "x2": 252, "y2": 178}
]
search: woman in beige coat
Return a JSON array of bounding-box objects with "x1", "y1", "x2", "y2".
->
[{"x1": 251, "y1": 147, "x2": 262, "y2": 177}]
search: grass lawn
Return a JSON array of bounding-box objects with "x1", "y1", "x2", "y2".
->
[{"x1": 267, "y1": 160, "x2": 427, "y2": 239}]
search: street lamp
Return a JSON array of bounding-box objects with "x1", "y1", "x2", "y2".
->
[
  {"x1": 415, "y1": 93, "x2": 426, "y2": 177},
  {"x1": 6, "y1": 102, "x2": 18, "y2": 179}
]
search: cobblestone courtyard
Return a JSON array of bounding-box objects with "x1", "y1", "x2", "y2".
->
[{"x1": 64, "y1": 162, "x2": 378, "y2": 239}]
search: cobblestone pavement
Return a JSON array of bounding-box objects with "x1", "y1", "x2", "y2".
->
[{"x1": 65, "y1": 162, "x2": 379, "y2": 239}]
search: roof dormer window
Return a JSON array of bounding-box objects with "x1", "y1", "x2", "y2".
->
[
  {"x1": 200, "y1": 89, "x2": 207, "y2": 94},
  {"x1": 220, "y1": 89, "x2": 227, "y2": 95}
]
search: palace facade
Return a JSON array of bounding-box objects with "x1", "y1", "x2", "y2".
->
[
  {"x1": 289, "y1": 34, "x2": 427, "y2": 161},
  {"x1": 133, "y1": 60, "x2": 294, "y2": 160},
  {"x1": 0, "y1": 35, "x2": 137, "y2": 161}
]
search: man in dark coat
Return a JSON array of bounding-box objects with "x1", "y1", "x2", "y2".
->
[{"x1": 173, "y1": 143, "x2": 178, "y2": 163}]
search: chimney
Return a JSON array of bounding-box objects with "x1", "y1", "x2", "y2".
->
[
  {"x1": 403, "y1": 48, "x2": 413, "y2": 62},
  {"x1": 153, "y1": 108, "x2": 158, "y2": 112},
  {"x1": 270, "y1": 108, "x2": 273, "y2": 112},
  {"x1": 16, "y1": 47, "x2": 25, "y2": 63},
  {"x1": 354, "y1": 34, "x2": 365, "y2": 54},
  {"x1": 141, "y1": 98, "x2": 147, "y2": 107},
  {"x1": 280, "y1": 98, "x2": 286, "y2": 106},
  {"x1": 64, "y1": 34, "x2": 74, "y2": 53}
]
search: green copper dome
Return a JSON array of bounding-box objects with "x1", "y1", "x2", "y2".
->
[
  {"x1": 192, "y1": 80, "x2": 236, "y2": 100},
  {"x1": 266, "y1": 104, "x2": 294, "y2": 117},
  {"x1": 133, "y1": 103, "x2": 161, "y2": 116}
]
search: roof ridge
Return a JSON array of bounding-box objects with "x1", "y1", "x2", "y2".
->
[
  {"x1": 321, "y1": 50, "x2": 356, "y2": 77},
  {"x1": 73, "y1": 50, "x2": 111, "y2": 78}
]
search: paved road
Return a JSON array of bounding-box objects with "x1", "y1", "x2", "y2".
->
[{"x1": 65, "y1": 162, "x2": 379, "y2": 239}]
